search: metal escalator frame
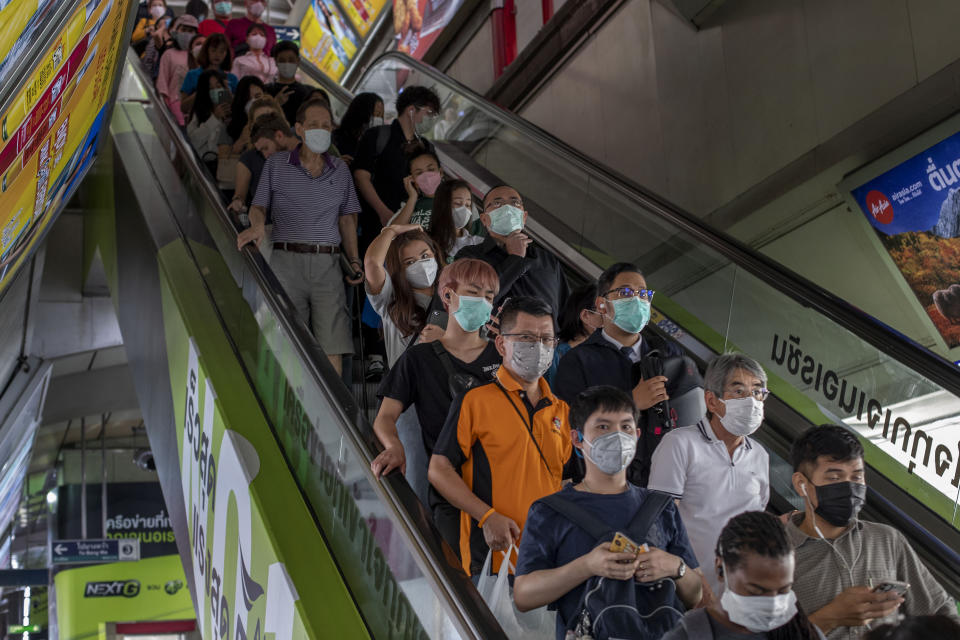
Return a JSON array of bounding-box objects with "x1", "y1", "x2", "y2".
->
[
  {"x1": 120, "y1": 49, "x2": 505, "y2": 640},
  {"x1": 347, "y1": 52, "x2": 960, "y2": 402},
  {"x1": 315, "y1": 53, "x2": 960, "y2": 594}
]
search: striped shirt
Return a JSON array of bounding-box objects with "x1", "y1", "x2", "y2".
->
[
  {"x1": 786, "y1": 514, "x2": 958, "y2": 639},
  {"x1": 252, "y1": 146, "x2": 361, "y2": 244}
]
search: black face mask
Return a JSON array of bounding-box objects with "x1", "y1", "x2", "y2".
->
[{"x1": 812, "y1": 480, "x2": 867, "y2": 527}]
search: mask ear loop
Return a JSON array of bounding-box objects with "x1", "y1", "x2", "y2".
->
[{"x1": 801, "y1": 481, "x2": 863, "y2": 586}]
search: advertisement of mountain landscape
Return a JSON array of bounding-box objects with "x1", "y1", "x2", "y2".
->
[{"x1": 850, "y1": 129, "x2": 960, "y2": 347}]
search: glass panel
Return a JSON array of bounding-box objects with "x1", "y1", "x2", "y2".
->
[
  {"x1": 354, "y1": 56, "x2": 960, "y2": 532},
  {"x1": 120, "y1": 59, "x2": 472, "y2": 640}
]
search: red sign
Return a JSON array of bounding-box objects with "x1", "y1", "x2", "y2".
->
[{"x1": 865, "y1": 190, "x2": 894, "y2": 225}]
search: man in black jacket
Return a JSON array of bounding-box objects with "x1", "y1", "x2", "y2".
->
[
  {"x1": 554, "y1": 262, "x2": 683, "y2": 486},
  {"x1": 455, "y1": 185, "x2": 569, "y2": 316}
]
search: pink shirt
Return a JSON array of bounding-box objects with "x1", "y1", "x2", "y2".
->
[
  {"x1": 156, "y1": 49, "x2": 190, "y2": 125},
  {"x1": 224, "y1": 17, "x2": 276, "y2": 54},
  {"x1": 231, "y1": 52, "x2": 277, "y2": 84}
]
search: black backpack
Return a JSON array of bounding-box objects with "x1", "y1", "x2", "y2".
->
[{"x1": 539, "y1": 490, "x2": 685, "y2": 640}]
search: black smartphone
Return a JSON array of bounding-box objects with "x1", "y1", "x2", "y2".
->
[{"x1": 427, "y1": 309, "x2": 448, "y2": 330}]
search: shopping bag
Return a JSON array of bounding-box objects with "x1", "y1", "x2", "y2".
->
[{"x1": 476, "y1": 545, "x2": 555, "y2": 639}]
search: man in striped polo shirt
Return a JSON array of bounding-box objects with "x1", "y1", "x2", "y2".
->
[{"x1": 238, "y1": 98, "x2": 363, "y2": 375}]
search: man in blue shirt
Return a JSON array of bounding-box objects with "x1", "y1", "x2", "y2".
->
[{"x1": 514, "y1": 386, "x2": 702, "y2": 640}]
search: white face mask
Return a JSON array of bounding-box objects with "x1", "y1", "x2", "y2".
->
[
  {"x1": 404, "y1": 258, "x2": 437, "y2": 289},
  {"x1": 277, "y1": 62, "x2": 298, "y2": 79},
  {"x1": 248, "y1": 1, "x2": 265, "y2": 17},
  {"x1": 718, "y1": 396, "x2": 764, "y2": 436},
  {"x1": 452, "y1": 205, "x2": 471, "y2": 229},
  {"x1": 507, "y1": 340, "x2": 554, "y2": 382},
  {"x1": 369, "y1": 116, "x2": 384, "y2": 129},
  {"x1": 582, "y1": 431, "x2": 637, "y2": 475},
  {"x1": 303, "y1": 128, "x2": 331, "y2": 154},
  {"x1": 149, "y1": 5, "x2": 166, "y2": 20},
  {"x1": 721, "y1": 581, "x2": 798, "y2": 632}
]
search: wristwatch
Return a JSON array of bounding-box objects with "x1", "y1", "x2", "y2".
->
[{"x1": 674, "y1": 558, "x2": 686, "y2": 580}]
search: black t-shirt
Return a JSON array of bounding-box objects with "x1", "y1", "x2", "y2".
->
[
  {"x1": 332, "y1": 127, "x2": 360, "y2": 159},
  {"x1": 377, "y1": 340, "x2": 501, "y2": 453},
  {"x1": 239, "y1": 148, "x2": 266, "y2": 204},
  {"x1": 353, "y1": 121, "x2": 434, "y2": 214},
  {"x1": 265, "y1": 81, "x2": 313, "y2": 126}
]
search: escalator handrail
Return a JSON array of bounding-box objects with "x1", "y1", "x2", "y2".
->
[
  {"x1": 348, "y1": 51, "x2": 960, "y2": 401},
  {"x1": 119, "y1": 48, "x2": 504, "y2": 640}
]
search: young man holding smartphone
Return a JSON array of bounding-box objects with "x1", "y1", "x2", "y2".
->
[
  {"x1": 786, "y1": 425, "x2": 958, "y2": 639},
  {"x1": 514, "y1": 386, "x2": 701, "y2": 640}
]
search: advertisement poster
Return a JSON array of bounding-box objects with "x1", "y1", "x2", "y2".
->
[
  {"x1": 0, "y1": 0, "x2": 131, "y2": 298},
  {"x1": 299, "y1": 0, "x2": 359, "y2": 81},
  {"x1": 337, "y1": 0, "x2": 387, "y2": 37},
  {"x1": 394, "y1": 0, "x2": 465, "y2": 58},
  {"x1": 0, "y1": 0, "x2": 57, "y2": 88},
  {"x1": 850, "y1": 129, "x2": 960, "y2": 347}
]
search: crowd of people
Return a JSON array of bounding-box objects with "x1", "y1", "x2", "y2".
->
[{"x1": 133, "y1": 2, "x2": 959, "y2": 638}]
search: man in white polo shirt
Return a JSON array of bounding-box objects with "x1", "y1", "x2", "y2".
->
[{"x1": 647, "y1": 353, "x2": 770, "y2": 601}]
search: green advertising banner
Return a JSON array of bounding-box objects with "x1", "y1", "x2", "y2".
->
[
  {"x1": 54, "y1": 554, "x2": 194, "y2": 640},
  {"x1": 157, "y1": 240, "x2": 368, "y2": 640}
]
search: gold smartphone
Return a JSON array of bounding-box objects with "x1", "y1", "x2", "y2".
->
[{"x1": 610, "y1": 532, "x2": 649, "y2": 555}]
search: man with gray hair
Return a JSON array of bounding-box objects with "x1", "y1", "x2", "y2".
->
[{"x1": 647, "y1": 353, "x2": 771, "y2": 600}]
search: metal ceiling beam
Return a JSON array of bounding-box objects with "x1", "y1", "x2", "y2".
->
[{"x1": 41, "y1": 365, "x2": 138, "y2": 424}]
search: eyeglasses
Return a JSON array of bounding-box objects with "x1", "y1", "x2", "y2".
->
[
  {"x1": 502, "y1": 333, "x2": 560, "y2": 346},
  {"x1": 602, "y1": 287, "x2": 655, "y2": 301},
  {"x1": 417, "y1": 106, "x2": 437, "y2": 118},
  {"x1": 724, "y1": 387, "x2": 770, "y2": 402},
  {"x1": 484, "y1": 197, "x2": 523, "y2": 211}
]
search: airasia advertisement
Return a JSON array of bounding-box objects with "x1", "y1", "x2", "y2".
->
[{"x1": 850, "y1": 130, "x2": 960, "y2": 347}]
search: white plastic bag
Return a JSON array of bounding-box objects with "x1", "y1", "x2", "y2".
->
[{"x1": 477, "y1": 545, "x2": 555, "y2": 639}]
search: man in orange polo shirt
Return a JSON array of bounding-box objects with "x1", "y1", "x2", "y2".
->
[{"x1": 429, "y1": 296, "x2": 572, "y2": 576}]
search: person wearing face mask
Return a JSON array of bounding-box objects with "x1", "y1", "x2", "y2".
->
[
  {"x1": 263, "y1": 41, "x2": 314, "y2": 126},
  {"x1": 554, "y1": 262, "x2": 687, "y2": 486},
  {"x1": 429, "y1": 297, "x2": 572, "y2": 578},
  {"x1": 186, "y1": 70, "x2": 232, "y2": 173},
  {"x1": 456, "y1": 184, "x2": 569, "y2": 318},
  {"x1": 200, "y1": 0, "x2": 233, "y2": 36},
  {"x1": 389, "y1": 150, "x2": 443, "y2": 232},
  {"x1": 427, "y1": 179, "x2": 483, "y2": 263},
  {"x1": 332, "y1": 92, "x2": 385, "y2": 164},
  {"x1": 133, "y1": 0, "x2": 172, "y2": 55},
  {"x1": 663, "y1": 511, "x2": 824, "y2": 640},
  {"x1": 237, "y1": 99, "x2": 363, "y2": 376},
  {"x1": 231, "y1": 24, "x2": 277, "y2": 83},
  {"x1": 371, "y1": 258, "x2": 501, "y2": 528},
  {"x1": 786, "y1": 426, "x2": 957, "y2": 639},
  {"x1": 648, "y1": 353, "x2": 771, "y2": 601},
  {"x1": 225, "y1": 0, "x2": 276, "y2": 54},
  {"x1": 514, "y1": 385, "x2": 701, "y2": 640},
  {"x1": 352, "y1": 86, "x2": 440, "y2": 255},
  {"x1": 544, "y1": 283, "x2": 602, "y2": 385},
  {"x1": 180, "y1": 33, "x2": 237, "y2": 115},
  {"x1": 155, "y1": 15, "x2": 201, "y2": 126}
]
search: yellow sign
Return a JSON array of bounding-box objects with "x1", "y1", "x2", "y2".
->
[
  {"x1": 300, "y1": 0, "x2": 359, "y2": 82},
  {"x1": 336, "y1": 0, "x2": 387, "y2": 37},
  {"x1": 0, "y1": 0, "x2": 131, "y2": 295},
  {"x1": 0, "y1": 0, "x2": 43, "y2": 76}
]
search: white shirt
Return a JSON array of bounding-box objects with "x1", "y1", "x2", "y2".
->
[
  {"x1": 601, "y1": 329, "x2": 643, "y2": 362},
  {"x1": 365, "y1": 272, "x2": 430, "y2": 366},
  {"x1": 647, "y1": 417, "x2": 770, "y2": 597}
]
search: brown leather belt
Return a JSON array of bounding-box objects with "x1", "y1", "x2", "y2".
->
[{"x1": 273, "y1": 242, "x2": 341, "y2": 254}]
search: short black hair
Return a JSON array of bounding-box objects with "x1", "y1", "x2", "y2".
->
[
  {"x1": 790, "y1": 424, "x2": 864, "y2": 476},
  {"x1": 272, "y1": 40, "x2": 299, "y2": 58},
  {"x1": 570, "y1": 386, "x2": 637, "y2": 432},
  {"x1": 482, "y1": 184, "x2": 520, "y2": 209},
  {"x1": 246, "y1": 22, "x2": 267, "y2": 36},
  {"x1": 558, "y1": 282, "x2": 598, "y2": 343},
  {"x1": 597, "y1": 262, "x2": 644, "y2": 297},
  {"x1": 295, "y1": 98, "x2": 332, "y2": 124},
  {"x1": 716, "y1": 511, "x2": 792, "y2": 570},
  {"x1": 407, "y1": 148, "x2": 441, "y2": 172},
  {"x1": 499, "y1": 296, "x2": 554, "y2": 334},
  {"x1": 396, "y1": 85, "x2": 441, "y2": 115},
  {"x1": 864, "y1": 616, "x2": 960, "y2": 640}
]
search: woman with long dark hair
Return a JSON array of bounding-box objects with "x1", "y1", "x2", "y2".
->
[
  {"x1": 180, "y1": 33, "x2": 236, "y2": 114},
  {"x1": 428, "y1": 178, "x2": 483, "y2": 262},
  {"x1": 363, "y1": 224, "x2": 442, "y2": 366},
  {"x1": 187, "y1": 69, "x2": 232, "y2": 175},
  {"x1": 332, "y1": 92, "x2": 384, "y2": 161},
  {"x1": 224, "y1": 75, "x2": 266, "y2": 146},
  {"x1": 664, "y1": 511, "x2": 825, "y2": 640}
]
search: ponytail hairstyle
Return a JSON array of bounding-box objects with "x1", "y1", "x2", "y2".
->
[
  {"x1": 717, "y1": 512, "x2": 822, "y2": 640},
  {"x1": 384, "y1": 230, "x2": 442, "y2": 338},
  {"x1": 429, "y1": 178, "x2": 470, "y2": 263}
]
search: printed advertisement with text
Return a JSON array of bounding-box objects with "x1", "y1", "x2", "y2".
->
[
  {"x1": 393, "y1": 0, "x2": 466, "y2": 59},
  {"x1": 851, "y1": 129, "x2": 960, "y2": 348}
]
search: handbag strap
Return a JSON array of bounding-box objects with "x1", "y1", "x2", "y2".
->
[
  {"x1": 431, "y1": 340, "x2": 457, "y2": 379},
  {"x1": 626, "y1": 490, "x2": 673, "y2": 541},
  {"x1": 493, "y1": 380, "x2": 554, "y2": 479},
  {"x1": 539, "y1": 490, "x2": 673, "y2": 544}
]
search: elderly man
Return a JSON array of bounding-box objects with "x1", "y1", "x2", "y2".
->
[{"x1": 647, "y1": 353, "x2": 770, "y2": 599}]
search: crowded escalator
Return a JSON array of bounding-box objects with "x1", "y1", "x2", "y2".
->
[{"x1": 110, "y1": 2, "x2": 960, "y2": 639}]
